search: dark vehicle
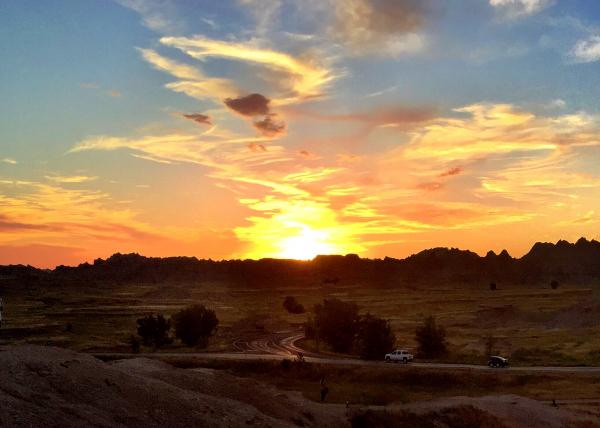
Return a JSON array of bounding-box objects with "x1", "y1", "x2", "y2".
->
[{"x1": 488, "y1": 356, "x2": 509, "y2": 368}]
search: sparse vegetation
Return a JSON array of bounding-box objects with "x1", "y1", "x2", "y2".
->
[
  {"x1": 172, "y1": 304, "x2": 219, "y2": 347},
  {"x1": 415, "y1": 316, "x2": 448, "y2": 358},
  {"x1": 136, "y1": 314, "x2": 173, "y2": 349},
  {"x1": 2, "y1": 272, "x2": 600, "y2": 366},
  {"x1": 283, "y1": 296, "x2": 305, "y2": 314}
]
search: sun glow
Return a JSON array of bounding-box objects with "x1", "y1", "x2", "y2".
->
[
  {"x1": 276, "y1": 226, "x2": 341, "y2": 260},
  {"x1": 234, "y1": 199, "x2": 364, "y2": 260}
]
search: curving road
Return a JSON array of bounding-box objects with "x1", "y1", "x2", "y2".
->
[
  {"x1": 232, "y1": 331, "x2": 306, "y2": 356},
  {"x1": 93, "y1": 331, "x2": 600, "y2": 374}
]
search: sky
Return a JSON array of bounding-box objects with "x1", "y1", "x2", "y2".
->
[{"x1": 1, "y1": 0, "x2": 600, "y2": 267}]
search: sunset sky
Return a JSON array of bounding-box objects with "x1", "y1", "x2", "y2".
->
[{"x1": 2, "y1": 0, "x2": 600, "y2": 267}]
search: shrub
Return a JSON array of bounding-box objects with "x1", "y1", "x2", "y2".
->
[
  {"x1": 283, "y1": 296, "x2": 305, "y2": 314},
  {"x1": 314, "y1": 298, "x2": 360, "y2": 353},
  {"x1": 550, "y1": 279, "x2": 559, "y2": 289},
  {"x1": 280, "y1": 358, "x2": 292, "y2": 371},
  {"x1": 172, "y1": 304, "x2": 219, "y2": 347},
  {"x1": 136, "y1": 314, "x2": 173, "y2": 348},
  {"x1": 415, "y1": 316, "x2": 447, "y2": 358},
  {"x1": 489, "y1": 282, "x2": 497, "y2": 291},
  {"x1": 355, "y1": 313, "x2": 396, "y2": 360}
]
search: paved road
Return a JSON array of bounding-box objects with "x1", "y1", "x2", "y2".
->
[{"x1": 93, "y1": 331, "x2": 600, "y2": 374}]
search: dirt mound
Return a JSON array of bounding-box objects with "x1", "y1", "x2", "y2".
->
[
  {"x1": 351, "y1": 404, "x2": 507, "y2": 428},
  {"x1": 1, "y1": 345, "x2": 597, "y2": 427},
  {"x1": 372, "y1": 395, "x2": 600, "y2": 428},
  {"x1": 0, "y1": 345, "x2": 343, "y2": 427}
]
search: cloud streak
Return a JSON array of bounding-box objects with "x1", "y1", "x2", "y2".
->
[
  {"x1": 159, "y1": 35, "x2": 337, "y2": 102},
  {"x1": 490, "y1": 0, "x2": 553, "y2": 18}
]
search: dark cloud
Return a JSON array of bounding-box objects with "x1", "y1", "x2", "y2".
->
[
  {"x1": 285, "y1": 104, "x2": 436, "y2": 126},
  {"x1": 416, "y1": 181, "x2": 443, "y2": 192},
  {"x1": 224, "y1": 92, "x2": 286, "y2": 138},
  {"x1": 224, "y1": 93, "x2": 270, "y2": 117},
  {"x1": 439, "y1": 167, "x2": 463, "y2": 177},
  {"x1": 332, "y1": 0, "x2": 435, "y2": 51},
  {"x1": 183, "y1": 113, "x2": 212, "y2": 125},
  {"x1": 0, "y1": 215, "x2": 50, "y2": 232},
  {"x1": 253, "y1": 115, "x2": 286, "y2": 137},
  {"x1": 248, "y1": 143, "x2": 267, "y2": 152}
]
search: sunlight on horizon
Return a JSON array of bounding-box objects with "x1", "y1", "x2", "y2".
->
[{"x1": 275, "y1": 225, "x2": 344, "y2": 260}]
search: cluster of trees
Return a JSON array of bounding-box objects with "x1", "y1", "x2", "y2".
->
[
  {"x1": 133, "y1": 304, "x2": 218, "y2": 350},
  {"x1": 304, "y1": 298, "x2": 448, "y2": 360},
  {"x1": 304, "y1": 298, "x2": 396, "y2": 360}
]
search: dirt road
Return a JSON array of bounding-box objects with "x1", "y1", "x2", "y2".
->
[{"x1": 94, "y1": 331, "x2": 600, "y2": 374}]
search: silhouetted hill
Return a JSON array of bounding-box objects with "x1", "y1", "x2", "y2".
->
[{"x1": 2, "y1": 238, "x2": 600, "y2": 288}]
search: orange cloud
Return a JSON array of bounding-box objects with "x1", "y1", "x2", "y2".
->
[
  {"x1": 138, "y1": 48, "x2": 240, "y2": 101},
  {"x1": 64, "y1": 101, "x2": 600, "y2": 261},
  {"x1": 159, "y1": 35, "x2": 337, "y2": 103}
]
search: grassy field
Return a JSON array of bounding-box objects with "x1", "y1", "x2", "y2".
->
[
  {"x1": 160, "y1": 357, "x2": 600, "y2": 406},
  {"x1": 2, "y1": 280, "x2": 600, "y2": 366}
]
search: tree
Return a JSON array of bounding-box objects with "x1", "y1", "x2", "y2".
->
[
  {"x1": 550, "y1": 279, "x2": 559, "y2": 290},
  {"x1": 355, "y1": 313, "x2": 396, "y2": 360},
  {"x1": 172, "y1": 305, "x2": 219, "y2": 347},
  {"x1": 136, "y1": 314, "x2": 173, "y2": 348},
  {"x1": 415, "y1": 316, "x2": 447, "y2": 358},
  {"x1": 314, "y1": 298, "x2": 360, "y2": 353},
  {"x1": 283, "y1": 296, "x2": 305, "y2": 314}
]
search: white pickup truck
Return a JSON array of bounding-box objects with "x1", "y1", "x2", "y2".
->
[{"x1": 385, "y1": 349, "x2": 413, "y2": 363}]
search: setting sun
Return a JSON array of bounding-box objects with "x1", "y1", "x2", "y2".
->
[{"x1": 276, "y1": 226, "x2": 341, "y2": 260}]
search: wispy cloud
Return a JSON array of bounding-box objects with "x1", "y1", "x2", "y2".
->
[
  {"x1": 1, "y1": 158, "x2": 17, "y2": 165},
  {"x1": 44, "y1": 175, "x2": 98, "y2": 184},
  {"x1": 138, "y1": 48, "x2": 240, "y2": 101},
  {"x1": 490, "y1": 0, "x2": 553, "y2": 19},
  {"x1": 114, "y1": 0, "x2": 182, "y2": 33},
  {"x1": 571, "y1": 35, "x2": 600, "y2": 63},
  {"x1": 159, "y1": 35, "x2": 337, "y2": 103},
  {"x1": 402, "y1": 103, "x2": 599, "y2": 162}
]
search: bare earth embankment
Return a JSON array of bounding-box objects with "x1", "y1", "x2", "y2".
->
[{"x1": 1, "y1": 345, "x2": 599, "y2": 427}]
